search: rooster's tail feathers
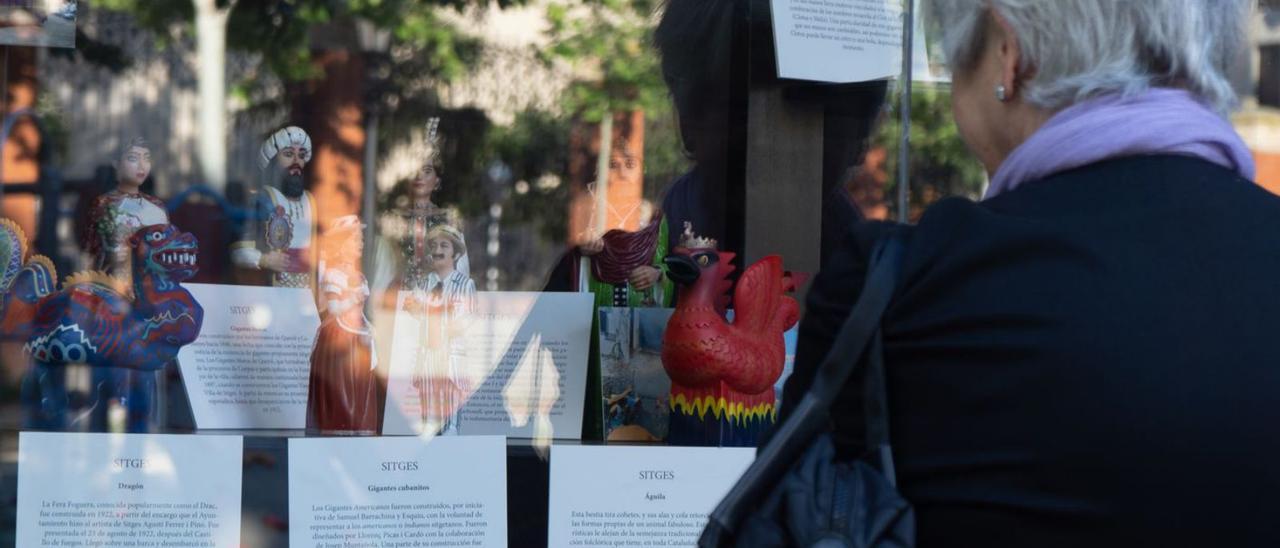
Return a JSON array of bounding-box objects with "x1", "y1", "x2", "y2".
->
[
  {"x1": 731, "y1": 255, "x2": 785, "y2": 333},
  {"x1": 772, "y1": 295, "x2": 800, "y2": 333}
]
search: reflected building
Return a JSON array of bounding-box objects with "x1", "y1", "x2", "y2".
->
[{"x1": 1233, "y1": 4, "x2": 1280, "y2": 194}]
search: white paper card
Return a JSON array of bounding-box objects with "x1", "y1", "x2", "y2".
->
[
  {"x1": 177, "y1": 283, "x2": 320, "y2": 429},
  {"x1": 770, "y1": 0, "x2": 905, "y2": 83},
  {"x1": 548, "y1": 445, "x2": 756, "y2": 547},
  {"x1": 382, "y1": 291, "x2": 593, "y2": 439},
  {"x1": 16, "y1": 432, "x2": 243, "y2": 547},
  {"x1": 289, "y1": 436, "x2": 508, "y2": 548}
]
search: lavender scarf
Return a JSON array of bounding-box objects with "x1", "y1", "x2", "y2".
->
[{"x1": 985, "y1": 88, "x2": 1255, "y2": 199}]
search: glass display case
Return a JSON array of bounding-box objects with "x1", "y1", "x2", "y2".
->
[{"x1": 0, "y1": 0, "x2": 993, "y2": 546}]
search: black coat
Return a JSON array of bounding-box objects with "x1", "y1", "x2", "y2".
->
[{"x1": 782, "y1": 155, "x2": 1280, "y2": 547}]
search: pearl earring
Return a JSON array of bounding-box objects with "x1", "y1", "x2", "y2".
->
[{"x1": 995, "y1": 84, "x2": 1008, "y2": 102}]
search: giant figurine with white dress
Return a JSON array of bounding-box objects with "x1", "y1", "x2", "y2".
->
[
  {"x1": 79, "y1": 137, "x2": 171, "y2": 431},
  {"x1": 307, "y1": 215, "x2": 380, "y2": 435},
  {"x1": 371, "y1": 118, "x2": 470, "y2": 307}
]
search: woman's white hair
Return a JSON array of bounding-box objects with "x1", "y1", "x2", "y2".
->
[{"x1": 927, "y1": 0, "x2": 1253, "y2": 114}]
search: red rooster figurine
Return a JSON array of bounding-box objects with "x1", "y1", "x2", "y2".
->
[{"x1": 662, "y1": 223, "x2": 799, "y2": 446}]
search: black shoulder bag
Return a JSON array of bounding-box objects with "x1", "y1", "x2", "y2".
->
[{"x1": 700, "y1": 232, "x2": 915, "y2": 548}]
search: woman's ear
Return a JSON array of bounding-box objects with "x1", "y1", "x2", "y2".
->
[{"x1": 990, "y1": 9, "x2": 1029, "y2": 100}]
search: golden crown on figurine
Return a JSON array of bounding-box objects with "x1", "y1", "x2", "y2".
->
[
  {"x1": 680, "y1": 221, "x2": 717, "y2": 249},
  {"x1": 424, "y1": 117, "x2": 442, "y2": 164}
]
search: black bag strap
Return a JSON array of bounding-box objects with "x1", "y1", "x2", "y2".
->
[
  {"x1": 863, "y1": 331, "x2": 896, "y2": 485},
  {"x1": 700, "y1": 230, "x2": 907, "y2": 545}
]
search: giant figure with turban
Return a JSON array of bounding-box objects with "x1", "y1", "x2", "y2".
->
[{"x1": 232, "y1": 126, "x2": 319, "y2": 289}]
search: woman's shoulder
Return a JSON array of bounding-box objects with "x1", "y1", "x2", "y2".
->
[
  {"x1": 824, "y1": 199, "x2": 982, "y2": 269},
  {"x1": 810, "y1": 199, "x2": 993, "y2": 309},
  {"x1": 808, "y1": 220, "x2": 910, "y2": 314}
]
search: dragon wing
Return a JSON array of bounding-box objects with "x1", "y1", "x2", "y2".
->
[
  {"x1": 0, "y1": 258, "x2": 55, "y2": 339},
  {"x1": 731, "y1": 255, "x2": 784, "y2": 334},
  {"x1": 0, "y1": 218, "x2": 28, "y2": 291}
]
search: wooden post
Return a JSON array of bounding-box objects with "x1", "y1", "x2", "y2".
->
[
  {"x1": 740, "y1": 0, "x2": 826, "y2": 299},
  {"x1": 742, "y1": 88, "x2": 824, "y2": 280}
]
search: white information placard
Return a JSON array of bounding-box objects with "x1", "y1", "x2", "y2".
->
[
  {"x1": 770, "y1": 0, "x2": 905, "y2": 83},
  {"x1": 177, "y1": 283, "x2": 320, "y2": 429},
  {"x1": 16, "y1": 432, "x2": 243, "y2": 547},
  {"x1": 289, "y1": 436, "x2": 508, "y2": 548},
  {"x1": 548, "y1": 445, "x2": 756, "y2": 547},
  {"x1": 382, "y1": 291, "x2": 593, "y2": 439}
]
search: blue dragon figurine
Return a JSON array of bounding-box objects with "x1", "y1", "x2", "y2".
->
[{"x1": 0, "y1": 220, "x2": 204, "y2": 431}]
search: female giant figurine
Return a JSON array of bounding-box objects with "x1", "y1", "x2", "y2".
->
[
  {"x1": 307, "y1": 215, "x2": 379, "y2": 434},
  {"x1": 372, "y1": 118, "x2": 470, "y2": 307},
  {"x1": 84, "y1": 137, "x2": 166, "y2": 277},
  {"x1": 79, "y1": 137, "x2": 168, "y2": 432}
]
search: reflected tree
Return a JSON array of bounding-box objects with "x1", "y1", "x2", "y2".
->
[
  {"x1": 876, "y1": 87, "x2": 986, "y2": 220},
  {"x1": 543, "y1": 0, "x2": 689, "y2": 195},
  {"x1": 530, "y1": 0, "x2": 688, "y2": 238},
  {"x1": 92, "y1": 0, "x2": 523, "y2": 197}
]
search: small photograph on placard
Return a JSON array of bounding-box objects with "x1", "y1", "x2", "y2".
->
[
  {"x1": 0, "y1": 1, "x2": 74, "y2": 48},
  {"x1": 600, "y1": 307, "x2": 673, "y2": 443}
]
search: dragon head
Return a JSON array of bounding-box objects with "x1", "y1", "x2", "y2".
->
[{"x1": 130, "y1": 224, "x2": 199, "y2": 288}]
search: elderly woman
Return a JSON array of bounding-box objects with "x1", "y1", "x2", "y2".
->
[{"x1": 782, "y1": 1, "x2": 1279, "y2": 545}]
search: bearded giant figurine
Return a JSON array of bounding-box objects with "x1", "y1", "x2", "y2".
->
[{"x1": 232, "y1": 126, "x2": 319, "y2": 289}]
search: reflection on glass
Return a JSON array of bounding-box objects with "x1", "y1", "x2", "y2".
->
[{"x1": 502, "y1": 336, "x2": 559, "y2": 456}]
